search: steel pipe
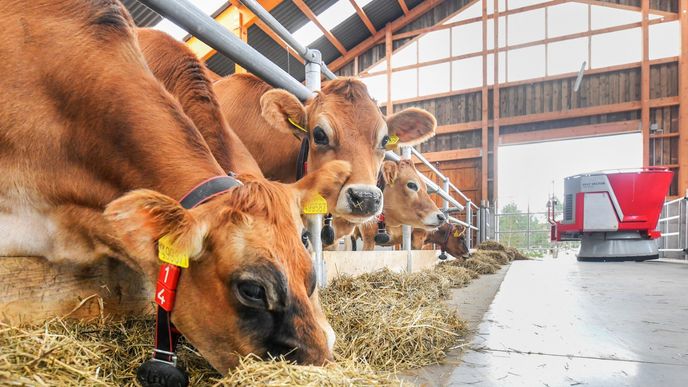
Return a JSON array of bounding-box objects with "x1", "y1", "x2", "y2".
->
[
  {"x1": 240, "y1": 0, "x2": 336, "y2": 80},
  {"x1": 138, "y1": 0, "x2": 313, "y2": 101}
]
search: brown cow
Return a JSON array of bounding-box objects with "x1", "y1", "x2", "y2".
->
[
  {"x1": 425, "y1": 223, "x2": 470, "y2": 260},
  {"x1": 214, "y1": 74, "x2": 437, "y2": 225},
  {"x1": 353, "y1": 160, "x2": 446, "y2": 250},
  {"x1": 136, "y1": 28, "x2": 261, "y2": 176},
  {"x1": 0, "y1": 1, "x2": 345, "y2": 373}
]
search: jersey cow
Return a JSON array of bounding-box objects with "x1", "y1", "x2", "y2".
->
[
  {"x1": 354, "y1": 160, "x2": 446, "y2": 250},
  {"x1": 0, "y1": 1, "x2": 342, "y2": 373},
  {"x1": 214, "y1": 74, "x2": 437, "y2": 225}
]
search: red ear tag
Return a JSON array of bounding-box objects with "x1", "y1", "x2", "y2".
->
[{"x1": 155, "y1": 264, "x2": 181, "y2": 311}]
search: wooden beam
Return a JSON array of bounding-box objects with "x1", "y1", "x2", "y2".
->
[
  {"x1": 414, "y1": 148, "x2": 483, "y2": 163},
  {"x1": 679, "y1": 0, "x2": 688, "y2": 195},
  {"x1": 641, "y1": 0, "x2": 650, "y2": 167},
  {"x1": 186, "y1": 0, "x2": 283, "y2": 61},
  {"x1": 292, "y1": 0, "x2": 347, "y2": 55},
  {"x1": 499, "y1": 120, "x2": 641, "y2": 145},
  {"x1": 437, "y1": 121, "x2": 483, "y2": 134},
  {"x1": 481, "y1": 0, "x2": 489, "y2": 202},
  {"x1": 398, "y1": 0, "x2": 410, "y2": 15},
  {"x1": 328, "y1": 0, "x2": 444, "y2": 72},
  {"x1": 349, "y1": 0, "x2": 376, "y2": 34}
]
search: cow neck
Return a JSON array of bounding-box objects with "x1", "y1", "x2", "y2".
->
[{"x1": 138, "y1": 175, "x2": 241, "y2": 387}]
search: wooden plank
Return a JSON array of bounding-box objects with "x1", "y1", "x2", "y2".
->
[
  {"x1": 499, "y1": 120, "x2": 641, "y2": 145},
  {"x1": 492, "y1": 0, "x2": 500, "y2": 207},
  {"x1": 398, "y1": 0, "x2": 410, "y2": 15},
  {"x1": 0, "y1": 257, "x2": 152, "y2": 324},
  {"x1": 349, "y1": 0, "x2": 376, "y2": 34},
  {"x1": 679, "y1": 0, "x2": 688, "y2": 195},
  {"x1": 436, "y1": 121, "x2": 483, "y2": 134},
  {"x1": 499, "y1": 101, "x2": 642, "y2": 126},
  {"x1": 293, "y1": 0, "x2": 347, "y2": 55},
  {"x1": 576, "y1": 0, "x2": 677, "y2": 17},
  {"x1": 413, "y1": 148, "x2": 483, "y2": 163}
]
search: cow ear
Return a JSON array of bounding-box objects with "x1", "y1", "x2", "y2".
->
[
  {"x1": 382, "y1": 161, "x2": 399, "y2": 185},
  {"x1": 260, "y1": 89, "x2": 308, "y2": 139},
  {"x1": 104, "y1": 190, "x2": 208, "y2": 272},
  {"x1": 387, "y1": 108, "x2": 436, "y2": 147},
  {"x1": 292, "y1": 160, "x2": 352, "y2": 210}
]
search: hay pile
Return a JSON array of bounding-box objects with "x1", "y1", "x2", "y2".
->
[
  {"x1": 1, "y1": 266, "x2": 474, "y2": 385},
  {"x1": 321, "y1": 269, "x2": 468, "y2": 370},
  {"x1": 505, "y1": 246, "x2": 529, "y2": 260},
  {"x1": 476, "y1": 240, "x2": 506, "y2": 251}
]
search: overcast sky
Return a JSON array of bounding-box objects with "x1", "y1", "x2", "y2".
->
[{"x1": 498, "y1": 133, "x2": 643, "y2": 213}]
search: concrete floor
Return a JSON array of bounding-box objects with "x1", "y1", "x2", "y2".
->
[{"x1": 441, "y1": 255, "x2": 688, "y2": 386}]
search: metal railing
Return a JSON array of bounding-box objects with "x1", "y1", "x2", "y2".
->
[
  {"x1": 138, "y1": 0, "x2": 486, "y2": 281},
  {"x1": 495, "y1": 210, "x2": 578, "y2": 255},
  {"x1": 658, "y1": 196, "x2": 688, "y2": 260}
]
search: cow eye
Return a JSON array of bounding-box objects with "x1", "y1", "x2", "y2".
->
[
  {"x1": 237, "y1": 281, "x2": 266, "y2": 306},
  {"x1": 313, "y1": 126, "x2": 328, "y2": 145},
  {"x1": 407, "y1": 182, "x2": 418, "y2": 191},
  {"x1": 380, "y1": 135, "x2": 390, "y2": 148}
]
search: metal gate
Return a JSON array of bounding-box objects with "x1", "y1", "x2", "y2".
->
[{"x1": 658, "y1": 196, "x2": 688, "y2": 260}]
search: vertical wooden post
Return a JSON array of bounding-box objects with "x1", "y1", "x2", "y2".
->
[
  {"x1": 234, "y1": 10, "x2": 248, "y2": 74},
  {"x1": 587, "y1": 4, "x2": 592, "y2": 69},
  {"x1": 481, "y1": 0, "x2": 489, "y2": 202},
  {"x1": 493, "y1": 0, "x2": 500, "y2": 207},
  {"x1": 679, "y1": 0, "x2": 688, "y2": 194},
  {"x1": 641, "y1": 0, "x2": 650, "y2": 167},
  {"x1": 385, "y1": 24, "x2": 393, "y2": 114}
]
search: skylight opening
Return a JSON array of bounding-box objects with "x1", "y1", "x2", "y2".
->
[
  {"x1": 152, "y1": 0, "x2": 227, "y2": 41},
  {"x1": 319, "y1": 0, "x2": 356, "y2": 31},
  {"x1": 293, "y1": 22, "x2": 324, "y2": 46}
]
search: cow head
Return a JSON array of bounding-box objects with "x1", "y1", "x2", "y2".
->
[
  {"x1": 426, "y1": 223, "x2": 470, "y2": 259},
  {"x1": 260, "y1": 78, "x2": 436, "y2": 223},
  {"x1": 104, "y1": 161, "x2": 351, "y2": 374},
  {"x1": 380, "y1": 160, "x2": 446, "y2": 229}
]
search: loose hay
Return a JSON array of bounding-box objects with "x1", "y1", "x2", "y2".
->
[
  {"x1": 433, "y1": 264, "x2": 472, "y2": 288},
  {"x1": 475, "y1": 240, "x2": 506, "y2": 251},
  {"x1": 505, "y1": 246, "x2": 529, "y2": 260},
  {"x1": 476, "y1": 250, "x2": 511, "y2": 265},
  {"x1": 1, "y1": 268, "x2": 472, "y2": 384},
  {"x1": 462, "y1": 257, "x2": 498, "y2": 274},
  {"x1": 321, "y1": 269, "x2": 468, "y2": 371},
  {"x1": 214, "y1": 355, "x2": 408, "y2": 386}
]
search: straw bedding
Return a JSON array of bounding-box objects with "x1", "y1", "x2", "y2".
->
[{"x1": 0, "y1": 245, "x2": 527, "y2": 385}]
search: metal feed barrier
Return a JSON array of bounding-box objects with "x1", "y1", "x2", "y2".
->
[
  {"x1": 658, "y1": 195, "x2": 688, "y2": 261},
  {"x1": 137, "y1": 0, "x2": 485, "y2": 285}
]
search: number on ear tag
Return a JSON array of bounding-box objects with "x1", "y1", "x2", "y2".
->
[
  {"x1": 453, "y1": 229, "x2": 461, "y2": 238},
  {"x1": 158, "y1": 235, "x2": 189, "y2": 268},
  {"x1": 385, "y1": 135, "x2": 400, "y2": 149},
  {"x1": 303, "y1": 194, "x2": 328, "y2": 214}
]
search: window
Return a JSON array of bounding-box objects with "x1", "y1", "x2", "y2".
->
[
  {"x1": 547, "y1": 3, "x2": 589, "y2": 38},
  {"x1": 419, "y1": 29, "x2": 451, "y2": 62},
  {"x1": 361, "y1": 75, "x2": 387, "y2": 103},
  {"x1": 391, "y1": 69, "x2": 418, "y2": 100},
  {"x1": 509, "y1": 45, "x2": 546, "y2": 81},
  {"x1": 650, "y1": 21, "x2": 680, "y2": 60},
  {"x1": 591, "y1": 28, "x2": 641, "y2": 68},
  {"x1": 548, "y1": 38, "x2": 588, "y2": 76},
  {"x1": 452, "y1": 22, "x2": 483, "y2": 57},
  {"x1": 419, "y1": 63, "x2": 451, "y2": 96},
  {"x1": 508, "y1": 9, "x2": 545, "y2": 46},
  {"x1": 452, "y1": 56, "x2": 483, "y2": 90}
]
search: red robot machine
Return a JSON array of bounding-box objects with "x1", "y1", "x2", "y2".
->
[{"x1": 549, "y1": 168, "x2": 673, "y2": 261}]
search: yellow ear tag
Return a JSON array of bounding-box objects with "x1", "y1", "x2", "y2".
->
[
  {"x1": 288, "y1": 117, "x2": 308, "y2": 133},
  {"x1": 303, "y1": 194, "x2": 328, "y2": 214},
  {"x1": 158, "y1": 235, "x2": 189, "y2": 268},
  {"x1": 385, "y1": 134, "x2": 400, "y2": 149},
  {"x1": 453, "y1": 229, "x2": 461, "y2": 238}
]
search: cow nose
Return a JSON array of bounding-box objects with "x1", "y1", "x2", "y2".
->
[
  {"x1": 437, "y1": 213, "x2": 446, "y2": 224},
  {"x1": 346, "y1": 187, "x2": 382, "y2": 215}
]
